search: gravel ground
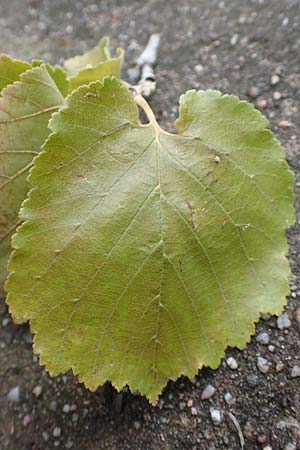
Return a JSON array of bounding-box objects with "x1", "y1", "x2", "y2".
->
[{"x1": 0, "y1": 1, "x2": 300, "y2": 449}]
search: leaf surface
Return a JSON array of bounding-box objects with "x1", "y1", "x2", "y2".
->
[
  {"x1": 64, "y1": 37, "x2": 124, "y2": 92},
  {"x1": 0, "y1": 64, "x2": 67, "y2": 295},
  {"x1": 6, "y1": 78, "x2": 294, "y2": 402},
  {"x1": 0, "y1": 54, "x2": 31, "y2": 92}
]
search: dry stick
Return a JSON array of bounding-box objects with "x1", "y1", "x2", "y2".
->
[{"x1": 134, "y1": 33, "x2": 161, "y2": 98}]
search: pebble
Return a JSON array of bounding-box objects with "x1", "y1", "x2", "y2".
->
[
  {"x1": 53, "y1": 427, "x2": 61, "y2": 438},
  {"x1": 32, "y1": 385, "x2": 42, "y2": 397},
  {"x1": 65, "y1": 441, "x2": 73, "y2": 449},
  {"x1": 247, "y1": 85, "x2": 260, "y2": 98},
  {"x1": 246, "y1": 373, "x2": 259, "y2": 387},
  {"x1": 257, "y1": 356, "x2": 270, "y2": 374},
  {"x1": 294, "y1": 306, "x2": 300, "y2": 323},
  {"x1": 179, "y1": 401, "x2": 186, "y2": 410},
  {"x1": 201, "y1": 384, "x2": 216, "y2": 400},
  {"x1": 50, "y1": 400, "x2": 58, "y2": 411},
  {"x1": 285, "y1": 444, "x2": 296, "y2": 450},
  {"x1": 22, "y1": 415, "x2": 31, "y2": 426},
  {"x1": 277, "y1": 313, "x2": 292, "y2": 330},
  {"x1": 194, "y1": 64, "x2": 204, "y2": 73},
  {"x1": 256, "y1": 332, "x2": 269, "y2": 345},
  {"x1": 210, "y1": 407, "x2": 222, "y2": 424},
  {"x1": 270, "y1": 74, "x2": 280, "y2": 85},
  {"x1": 7, "y1": 386, "x2": 20, "y2": 402},
  {"x1": 2, "y1": 317, "x2": 10, "y2": 327},
  {"x1": 268, "y1": 345, "x2": 275, "y2": 353},
  {"x1": 263, "y1": 446, "x2": 272, "y2": 450},
  {"x1": 276, "y1": 361, "x2": 284, "y2": 372},
  {"x1": 255, "y1": 97, "x2": 267, "y2": 110},
  {"x1": 191, "y1": 407, "x2": 198, "y2": 416},
  {"x1": 279, "y1": 120, "x2": 292, "y2": 128},
  {"x1": 42, "y1": 431, "x2": 49, "y2": 442},
  {"x1": 291, "y1": 365, "x2": 300, "y2": 378},
  {"x1": 187, "y1": 399, "x2": 193, "y2": 408},
  {"x1": 226, "y1": 356, "x2": 238, "y2": 370},
  {"x1": 133, "y1": 421, "x2": 140, "y2": 430},
  {"x1": 230, "y1": 34, "x2": 238, "y2": 46},
  {"x1": 273, "y1": 91, "x2": 281, "y2": 100},
  {"x1": 224, "y1": 392, "x2": 234, "y2": 405},
  {"x1": 63, "y1": 403, "x2": 71, "y2": 413}
]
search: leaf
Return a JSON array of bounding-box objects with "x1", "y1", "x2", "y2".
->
[
  {"x1": 0, "y1": 54, "x2": 31, "y2": 92},
  {"x1": 0, "y1": 64, "x2": 67, "y2": 296},
  {"x1": 63, "y1": 37, "x2": 124, "y2": 92},
  {"x1": 6, "y1": 78, "x2": 294, "y2": 403},
  {"x1": 63, "y1": 37, "x2": 112, "y2": 76}
]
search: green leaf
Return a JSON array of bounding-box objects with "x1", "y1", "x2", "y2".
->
[
  {"x1": 0, "y1": 64, "x2": 67, "y2": 296},
  {"x1": 6, "y1": 78, "x2": 294, "y2": 403},
  {"x1": 0, "y1": 54, "x2": 31, "y2": 92},
  {"x1": 63, "y1": 37, "x2": 124, "y2": 92},
  {"x1": 63, "y1": 37, "x2": 112, "y2": 76}
]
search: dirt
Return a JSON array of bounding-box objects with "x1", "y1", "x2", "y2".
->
[{"x1": 0, "y1": 0, "x2": 300, "y2": 449}]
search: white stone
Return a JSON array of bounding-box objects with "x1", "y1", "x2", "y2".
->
[
  {"x1": 201, "y1": 384, "x2": 216, "y2": 400},
  {"x1": 291, "y1": 365, "x2": 300, "y2": 378},
  {"x1": 210, "y1": 407, "x2": 222, "y2": 424},
  {"x1": 257, "y1": 356, "x2": 269, "y2": 374},
  {"x1": 277, "y1": 313, "x2": 292, "y2": 329},
  {"x1": 7, "y1": 386, "x2": 20, "y2": 402},
  {"x1": 226, "y1": 357, "x2": 238, "y2": 370},
  {"x1": 256, "y1": 332, "x2": 269, "y2": 345}
]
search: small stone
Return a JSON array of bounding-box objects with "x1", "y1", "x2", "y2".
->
[
  {"x1": 195, "y1": 64, "x2": 204, "y2": 74},
  {"x1": 53, "y1": 427, "x2": 61, "y2": 438},
  {"x1": 22, "y1": 415, "x2": 31, "y2": 427},
  {"x1": 273, "y1": 91, "x2": 282, "y2": 100},
  {"x1": 214, "y1": 155, "x2": 220, "y2": 163},
  {"x1": 256, "y1": 332, "x2": 269, "y2": 345},
  {"x1": 210, "y1": 407, "x2": 222, "y2": 424},
  {"x1": 32, "y1": 385, "x2": 42, "y2": 397},
  {"x1": 285, "y1": 444, "x2": 296, "y2": 450},
  {"x1": 230, "y1": 34, "x2": 238, "y2": 46},
  {"x1": 226, "y1": 356, "x2": 238, "y2": 370},
  {"x1": 276, "y1": 420, "x2": 286, "y2": 430},
  {"x1": 42, "y1": 432, "x2": 49, "y2": 442},
  {"x1": 255, "y1": 97, "x2": 267, "y2": 110},
  {"x1": 294, "y1": 307, "x2": 300, "y2": 323},
  {"x1": 270, "y1": 74, "x2": 280, "y2": 85},
  {"x1": 277, "y1": 313, "x2": 292, "y2": 330},
  {"x1": 279, "y1": 120, "x2": 292, "y2": 128},
  {"x1": 268, "y1": 345, "x2": 275, "y2": 353},
  {"x1": 65, "y1": 441, "x2": 73, "y2": 450},
  {"x1": 191, "y1": 407, "x2": 198, "y2": 416},
  {"x1": 247, "y1": 85, "x2": 260, "y2": 98},
  {"x1": 263, "y1": 446, "x2": 272, "y2": 450},
  {"x1": 63, "y1": 404, "x2": 71, "y2": 413},
  {"x1": 291, "y1": 365, "x2": 300, "y2": 378},
  {"x1": 50, "y1": 400, "x2": 57, "y2": 411},
  {"x1": 187, "y1": 399, "x2": 193, "y2": 408},
  {"x1": 7, "y1": 386, "x2": 20, "y2": 402},
  {"x1": 224, "y1": 392, "x2": 234, "y2": 405},
  {"x1": 257, "y1": 435, "x2": 267, "y2": 444},
  {"x1": 246, "y1": 373, "x2": 259, "y2": 387},
  {"x1": 276, "y1": 361, "x2": 284, "y2": 372},
  {"x1": 257, "y1": 356, "x2": 270, "y2": 374},
  {"x1": 2, "y1": 317, "x2": 10, "y2": 327},
  {"x1": 201, "y1": 384, "x2": 216, "y2": 400},
  {"x1": 133, "y1": 421, "x2": 140, "y2": 430},
  {"x1": 179, "y1": 401, "x2": 186, "y2": 410}
]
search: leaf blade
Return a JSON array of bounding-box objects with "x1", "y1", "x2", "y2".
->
[
  {"x1": 6, "y1": 78, "x2": 294, "y2": 402},
  {"x1": 0, "y1": 64, "x2": 67, "y2": 296}
]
